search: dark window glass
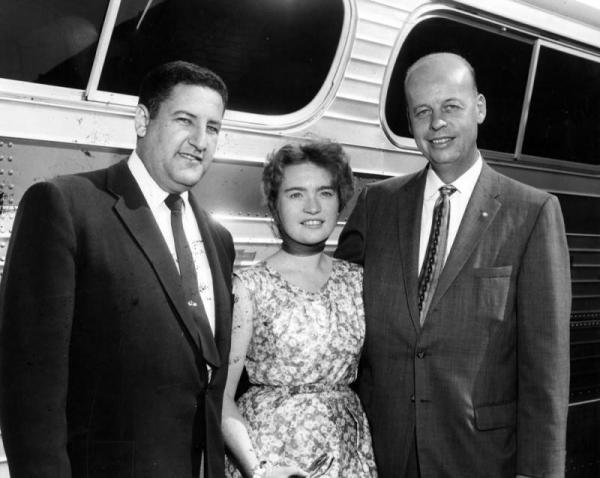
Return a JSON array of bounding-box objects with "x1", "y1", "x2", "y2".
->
[
  {"x1": 0, "y1": 0, "x2": 109, "y2": 89},
  {"x1": 556, "y1": 193, "x2": 600, "y2": 235},
  {"x1": 98, "y1": 0, "x2": 344, "y2": 115},
  {"x1": 385, "y1": 17, "x2": 532, "y2": 153},
  {"x1": 523, "y1": 47, "x2": 600, "y2": 165}
]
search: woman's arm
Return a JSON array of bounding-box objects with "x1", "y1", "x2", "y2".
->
[
  {"x1": 222, "y1": 276, "x2": 259, "y2": 477},
  {"x1": 222, "y1": 276, "x2": 307, "y2": 478}
]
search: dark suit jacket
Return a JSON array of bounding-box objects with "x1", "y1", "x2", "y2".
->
[
  {"x1": 336, "y1": 162, "x2": 571, "y2": 478},
  {"x1": 0, "y1": 160, "x2": 235, "y2": 477}
]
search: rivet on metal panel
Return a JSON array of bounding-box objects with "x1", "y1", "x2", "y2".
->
[
  {"x1": 7, "y1": 156, "x2": 13, "y2": 162},
  {"x1": 0, "y1": 156, "x2": 3, "y2": 161},
  {"x1": 0, "y1": 170, "x2": 3, "y2": 175},
  {"x1": 7, "y1": 170, "x2": 13, "y2": 175},
  {"x1": 7, "y1": 142, "x2": 13, "y2": 148},
  {"x1": 8, "y1": 184, "x2": 14, "y2": 190}
]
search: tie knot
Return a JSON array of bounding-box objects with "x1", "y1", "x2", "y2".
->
[
  {"x1": 439, "y1": 185, "x2": 457, "y2": 197},
  {"x1": 165, "y1": 194, "x2": 183, "y2": 212}
]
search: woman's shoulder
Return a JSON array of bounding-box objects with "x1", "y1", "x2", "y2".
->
[
  {"x1": 332, "y1": 258, "x2": 363, "y2": 278},
  {"x1": 234, "y1": 261, "x2": 272, "y2": 289}
]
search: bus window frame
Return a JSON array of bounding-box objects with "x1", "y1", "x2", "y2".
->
[
  {"x1": 517, "y1": 38, "x2": 600, "y2": 174},
  {"x1": 0, "y1": 0, "x2": 356, "y2": 143},
  {"x1": 84, "y1": 0, "x2": 357, "y2": 132},
  {"x1": 381, "y1": 5, "x2": 600, "y2": 176}
]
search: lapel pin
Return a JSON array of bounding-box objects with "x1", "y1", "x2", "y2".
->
[{"x1": 481, "y1": 211, "x2": 488, "y2": 218}]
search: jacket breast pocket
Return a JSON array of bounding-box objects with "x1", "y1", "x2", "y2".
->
[
  {"x1": 473, "y1": 266, "x2": 513, "y2": 322},
  {"x1": 474, "y1": 401, "x2": 516, "y2": 430}
]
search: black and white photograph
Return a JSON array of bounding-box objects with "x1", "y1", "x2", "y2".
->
[{"x1": 0, "y1": 1, "x2": 598, "y2": 477}]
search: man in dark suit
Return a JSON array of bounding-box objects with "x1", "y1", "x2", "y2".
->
[
  {"x1": 336, "y1": 53, "x2": 570, "y2": 477},
  {"x1": 0, "y1": 61, "x2": 235, "y2": 477}
]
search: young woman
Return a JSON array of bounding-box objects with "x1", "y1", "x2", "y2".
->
[{"x1": 222, "y1": 142, "x2": 377, "y2": 478}]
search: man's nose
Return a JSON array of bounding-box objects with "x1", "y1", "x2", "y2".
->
[
  {"x1": 188, "y1": 126, "x2": 207, "y2": 151},
  {"x1": 430, "y1": 110, "x2": 447, "y2": 130}
]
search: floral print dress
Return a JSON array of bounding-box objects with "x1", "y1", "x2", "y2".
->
[{"x1": 225, "y1": 259, "x2": 378, "y2": 478}]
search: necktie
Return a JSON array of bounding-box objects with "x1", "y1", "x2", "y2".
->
[
  {"x1": 418, "y1": 185, "x2": 457, "y2": 323},
  {"x1": 165, "y1": 194, "x2": 220, "y2": 367}
]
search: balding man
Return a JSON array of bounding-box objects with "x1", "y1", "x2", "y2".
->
[{"x1": 336, "y1": 53, "x2": 570, "y2": 477}]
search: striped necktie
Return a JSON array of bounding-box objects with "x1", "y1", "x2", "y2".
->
[{"x1": 418, "y1": 185, "x2": 457, "y2": 323}]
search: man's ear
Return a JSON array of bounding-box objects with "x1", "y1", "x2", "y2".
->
[
  {"x1": 134, "y1": 104, "x2": 150, "y2": 137},
  {"x1": 406, "y1": 108, "x2": 413, "y2": 135},
  {"x1": 476, "y1": 93, "x2": 487, "y2": 125}
]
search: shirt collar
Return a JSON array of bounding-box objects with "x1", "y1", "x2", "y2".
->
[
  {"x1": 127, "y1": 151, "x2": 190, "y2": 208},
  {"x1": 423, "y1": 153, "x2": 483, "y2": 200}
]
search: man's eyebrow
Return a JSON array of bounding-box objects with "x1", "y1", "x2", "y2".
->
[{"x1": 172, "y1": 110, "x2": 196, "y2": 118}]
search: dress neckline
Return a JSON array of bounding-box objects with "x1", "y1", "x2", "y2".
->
[{"x1": 262, "y1": 259, "x2": 338, "y2": 295}]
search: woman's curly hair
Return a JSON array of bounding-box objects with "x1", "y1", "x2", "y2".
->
[{"x1": 262, "y1": 141, "x2": 355, "y2": 223}]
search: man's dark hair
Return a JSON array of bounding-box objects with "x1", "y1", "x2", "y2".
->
[{"x1": 138, "y1": 61, "x2": 228, "y2": 118}]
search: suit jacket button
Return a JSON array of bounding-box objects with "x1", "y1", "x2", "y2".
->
[{"x1": 410, "y1": 395, "x2": 415, "y2": 402}]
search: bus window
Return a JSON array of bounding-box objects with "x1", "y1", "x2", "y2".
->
[
  {"x1": 0, "y1": 0, "x2": 108, "y2": 89},
  {"x1": 385, "y1": 16, "x2": 532, "y2": 155},
  {"x1": 522, "y1": 47, "x2": 600, "y2": 166},
  {"x1": 98, "y1": 0, "x2": 345, "y2": 115}
]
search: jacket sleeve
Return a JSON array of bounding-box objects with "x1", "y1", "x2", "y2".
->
[
  {"x1": 334, "y1": 187, "x2": 368, "y2": 265},
  {"x1": 0, "y1": 181, "x2": 76, "y2": 477},
  {"x1": 516, "y1": 194, "x2": 570, "y2": 477}
]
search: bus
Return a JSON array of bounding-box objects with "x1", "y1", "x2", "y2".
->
[{"x1": 0, "y1": 0, "x2": 599, "y2": 475}]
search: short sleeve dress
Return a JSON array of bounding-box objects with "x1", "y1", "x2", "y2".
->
[{"x1": 225, "y1": 259, "x2": 378, "y2": 477}]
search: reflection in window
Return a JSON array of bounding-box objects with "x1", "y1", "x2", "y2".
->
[
  {"x1": 98, "y1": 0, "x2": 344, "y2": 115},
  {"x1": 385, "y1": 17, "x2": 532, "y2": 154},
  {"x1": 0, "y1": 0, "x2": 108, "y2": 89},
  {"x1": 523, "y1": 48, "x2": 600, "y2": 166}
]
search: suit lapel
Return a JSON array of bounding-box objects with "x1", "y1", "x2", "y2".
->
[
  {"x1": 429, "y1": 163, "x2": 502, "y2": 312},
  {"x1": 189, "y1": 193, "x2": 230, "y2": 368},
  {"x1": 397, "y1": 169, "x2": 427, "y2": 332},
  {"x1": 106, "y1": 161, "x2": 202, "y2": 351}
]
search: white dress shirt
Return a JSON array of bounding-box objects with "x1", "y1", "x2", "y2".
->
[
  {"x1": 128, "y1": 152, "x2": 216, "y2": 334},
  {"x1": 418, "y1": 155, "x2": 483, "y2": 275}
]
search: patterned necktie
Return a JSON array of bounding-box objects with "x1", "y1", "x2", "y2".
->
[
  {"x1": 418, "y1": 185, "x2": 457, "y2": 323},
  {"x1": 165, "y1": 194, "x2": 220, "y2": 367}
]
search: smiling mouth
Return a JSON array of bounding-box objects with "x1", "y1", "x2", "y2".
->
[
  {"x1": 429, "y1": 137, "x2": 453, "y2": 146},
  {"x1": 301, "y1": 220, "x2": 324, "y2": 227},
  {"x1": 179, "y1": 152, "x2": 203, "y2": 162}
]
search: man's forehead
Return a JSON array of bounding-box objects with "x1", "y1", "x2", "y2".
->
[
  {"x1": 159, "y1": 84, "x2": 225, "y2": 113},
  {"x1": 410, "y1": 59, "x2": 469, "y2": 83},
  {"x1": 407, "y1": 64, "x2": 476, "y2": 100}
]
